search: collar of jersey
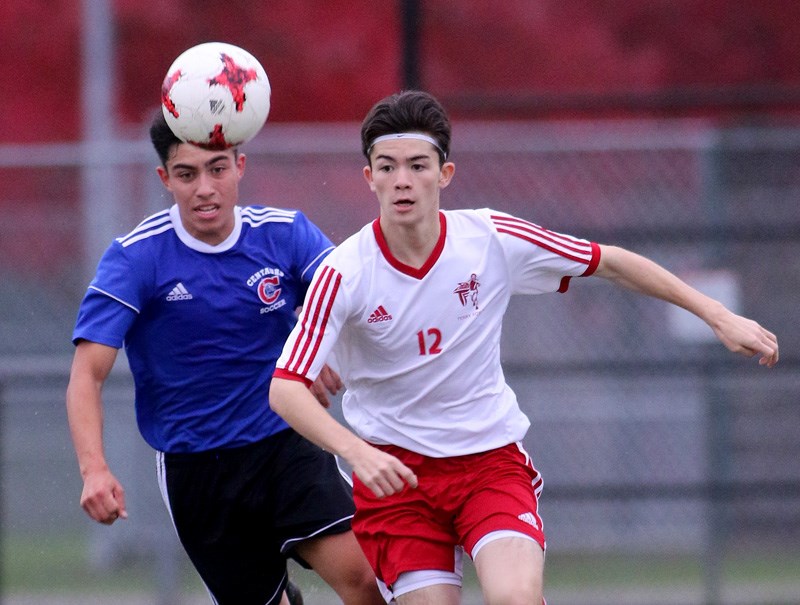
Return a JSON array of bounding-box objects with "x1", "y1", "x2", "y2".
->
[
  {"x1": 372, "y1": 211, "x2": 446, "y2": 280},
  {"x1": 169, "y1": 204, "x2": 242, "y2": 253}
]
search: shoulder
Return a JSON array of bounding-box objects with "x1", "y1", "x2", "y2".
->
[
  {"x1": 241, "y1": 205, "x2": 329, "y2": 241},
  {"x1": 442, "y1": 208, "x2": 503, "y2": 237},
  {"x1": 319, "y1": 222, "x2": 376, "y2": 275},
  {"x1": 115, "y1": 208, "x2": 174, "y2": 250},
  {"x1": 240, "y1": 205, "x2": 299, "y2": 228}
]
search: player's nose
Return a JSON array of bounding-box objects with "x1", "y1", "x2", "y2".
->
[
  {"x1": 393, "y1": 166, "x2": 412, "y2": 188},
  {"x1": 195, "y1": 171, "x2": 216, "y2": 195}
]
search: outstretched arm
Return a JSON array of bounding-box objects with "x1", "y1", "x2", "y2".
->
[
  {"x1": 593, "y1": 245, "x2": 779, "y2": 367},
  {"x1": 270, "y1": 377, "x2": 418, "y2": 497},
  {"x1": 66, "y1": 341, "x2": 128, "y2": 524}
]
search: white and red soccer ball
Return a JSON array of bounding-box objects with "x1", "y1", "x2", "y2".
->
[{"x1": 161, "y1": 42, "x2": 271, "y2": 149}]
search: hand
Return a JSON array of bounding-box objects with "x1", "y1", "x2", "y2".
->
[
  {"x1": 711, "y1": 308, "x2": 779, "y2": 368},
  {"x1": 308, "y1": 364, "x2": 344, "y2": 408},
  {"x1": 80, "y1": 468, "x2": 128, "y2": 525},
  {"x1": 346, "y1": 441, "x2": 418, "y2": 498}
]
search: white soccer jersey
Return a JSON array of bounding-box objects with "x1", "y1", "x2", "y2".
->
[{"x1": 274, "y1": 208, "x2": 600, "y2": 457}]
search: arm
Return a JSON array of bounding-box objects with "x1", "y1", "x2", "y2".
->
[
  {"x1": 270, "y1": 377, "x2": 418, "y2": 497},
  {"x1": 65, "y1": 340, "x2": 128, "y2": 524},
  {"x1": 593, "y1": 245, "x2": 779, "y2": 367}
]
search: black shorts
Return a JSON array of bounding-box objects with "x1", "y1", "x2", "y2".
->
[{"x1": 157, "y1": 429, "x2": 355, "y2": 605}]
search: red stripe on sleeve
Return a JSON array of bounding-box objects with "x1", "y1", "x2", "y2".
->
[
  {"x1": 286, "y1": 266, "x2": 332, "y2": 372},
  {"x1": 300, "y1": 270, "x2": 341, "y2": 376},
  {"x1": 491, "y1": 214, "x2": 594, "y2": 264},
  {"x1": 287, "y1": 266, "x2": 341, "y2": 377}
]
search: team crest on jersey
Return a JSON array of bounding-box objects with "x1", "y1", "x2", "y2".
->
[
  {"x1": 454, "y1": 273, "x2": 480, "y2": 310},
  {"x1": 257, "y1": 276, "x2": 281, "y2": 304},
  {"x1": 247, "y1": 267, "x2": 287, "y2": 314}
]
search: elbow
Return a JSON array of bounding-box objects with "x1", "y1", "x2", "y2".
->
[{"x1": 269, "y1": 379, "x2": 288, "y2": 417}]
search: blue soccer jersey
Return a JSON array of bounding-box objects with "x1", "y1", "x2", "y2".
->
[{"x1": 73, "y1": 204, "x2": 334, "y2": 453}]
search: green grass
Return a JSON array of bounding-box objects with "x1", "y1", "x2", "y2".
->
[
  {"x1": 544, "y1": 551, "x2": 800, "y2": 589},
  {"x1": 3, "y1": 532, "x2": 202, "y2": 594},
  {"x1": 4, "y1": 532, "x2": 800, "y2": 596}
]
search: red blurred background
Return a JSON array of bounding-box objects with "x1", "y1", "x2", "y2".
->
[{"x1": 4, "y1": 0, "x2": 800, "y2": 143}]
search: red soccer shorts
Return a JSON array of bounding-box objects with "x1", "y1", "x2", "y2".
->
[{"x1": 352, "y1": 441, "x2": 546, "y2": 587}]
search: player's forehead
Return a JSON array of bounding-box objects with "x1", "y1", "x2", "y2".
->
[
  {"x1": 166, "y1": 142, "x2": 236, "y2": 168},
  {"x1": 370, "y1": 137, "x2": 438, "y2": 162}
]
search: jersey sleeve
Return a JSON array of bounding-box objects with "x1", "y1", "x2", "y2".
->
[
  {"x1": 274, "y1": 262, "x2": 347, "y2": 385},
  {"x1": 479, "y1": 208, "x2": 601, "y2": 294},
  {"x1": 291, "y1": 210, "x2": 335, "y2": 286},
  {"x1": 71, "y1": 240, "x2": 144, "y2": 347}
]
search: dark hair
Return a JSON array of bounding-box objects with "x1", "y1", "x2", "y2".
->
[
  {"x1": 149, "y1": 110, "x2": 182, "y2": 167},
  {"x1": 360, "y1": 90, "x2": 451, "y2": 165}
]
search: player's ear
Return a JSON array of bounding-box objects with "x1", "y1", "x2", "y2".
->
[
  {"x1": 363, "y1": 165, "x2": 377, "y2": 192},
  {"x1": 156, "y1": 166, "x2": 171, "y2": 190},
  {"x1": 236, "y1": 152, "x2": 246, "y2": 177},
  {"x1": 438, "y1": 161, "x2": 455, "y2": 189}
]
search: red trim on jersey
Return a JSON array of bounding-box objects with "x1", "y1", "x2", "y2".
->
[
  {"x1": 583, "y1": 242, "x2": 601, "y2": 276},
  {"x1": 491, "y1": 215, "x2": 594, "y2": 265},
  {"x1": 489, "y1": 215, "x2": 600, "y2": 293},
  {"x1": 272, "y1": 368, "x2": 313, "y2": 388},
  {"x1": 301, "y1": 269, "x2": 340, "y2": 376},
  {"x1": 372, "y1": 212, "x2": 447, "y2": 279},
  {"x1": 283, "y1": 265, "x2": 341, "y2": 377},
  {"x1": 494, "y1": 226, "x2": 592, "y2": 265},
  {"x1": 557, "y1": 243, "x2": 600, "y2": 292}
]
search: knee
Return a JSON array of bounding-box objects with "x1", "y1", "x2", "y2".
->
[
  {"x1": 333, "y1": 563, "x2": 383, "y2": 603},
  {"x1": 486, "y1": 587, "x2": 543, "y2": 605},
  {"x1": 348, "y1": 564, "x2": 380, "y2": 591}
]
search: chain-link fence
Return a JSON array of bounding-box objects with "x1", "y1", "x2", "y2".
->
[{"x1": 1, "y1": 119, "x2": 798, "y2": 604}]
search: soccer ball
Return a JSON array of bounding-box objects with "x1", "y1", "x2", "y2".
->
[{"x1": 161, "y1": 42, "x2": 271, "y2": 149}]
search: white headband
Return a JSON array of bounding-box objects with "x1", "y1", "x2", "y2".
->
[{"x1": 368, "y1": 132, "x2": 447, "y2": 159}]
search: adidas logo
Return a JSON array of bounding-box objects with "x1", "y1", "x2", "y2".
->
[
  {"x1": 166, "y1": 282, "x2": 193, "y2": 301},
  {"x1": 518, "y1": 512, "x2": 539, "y2": 529},
  {"x1": 367, "y1": 305, "x2": 392, "y2": 323}
]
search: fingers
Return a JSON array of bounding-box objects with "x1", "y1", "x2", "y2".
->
[
  {"x1": 353, "y1": 448, "x2": 418, "y2": 499},
  {"x1": 318, "y1": 365, "x2": 344, "y2": 394},
  {"x1": 761, "y1": 329, "x2": 780, "y2": 367},
  {"x1": 308, "y1": 382, "x2": 331, "y2": 408},
  {"x1": 102, "y1": 509, "x2": 126, "y2": 525},
  {"x1": 368, "y1": 467, "x2": 417, "y2": 498},
  {"x1": 747, "y1": 326, "x2": 779, "y2": 368},
  {"x1": 80, "y1": 473, "x2": 128, "y2": 525},
  {"x1": 85, "y1": 498, "x2": 127, "y2": 525},
  {"x1": 308, "y1": 365, "x2": 344, "y2": 408},
  {"x1": 113, "y1": 486, "x2": 129, "y2": 523},
  {"x1": 717, "y1": 314, "x2": 779, "y2": 368}
]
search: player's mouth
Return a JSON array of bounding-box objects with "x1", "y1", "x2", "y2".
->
[
  {"x1": 394, "y1": 198, "x2": 415, "y2": 208},
  {"x1": 195, "y1": 204, "x2": 220, "y2": 217}
]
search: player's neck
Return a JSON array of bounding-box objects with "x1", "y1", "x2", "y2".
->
[{"x1": 382, "y1": 216, "x2": 441, "y2": 269}]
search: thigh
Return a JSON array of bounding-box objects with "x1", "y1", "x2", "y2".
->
[
  {"x1": 352, "y1": 470, "x2": 461, "y2": 589},
  {"x1": 473, "y1": 536, "x2": 544, "y2": 605},
  {"x1": 395, "y1": 582, "x2": 461, "y2": 605},
  {"x1": 295, "y1": 530, "x2": 383, "y2": 604},
  {"x1": 159, "y1": 449, "x2": 287, "y2": 605},
  {"x1": 456, "y1": 442, "x2": 546, "y2": 557},
  {"x1": 271, "y1": 430, "x2": 357, "y2": 561}
]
